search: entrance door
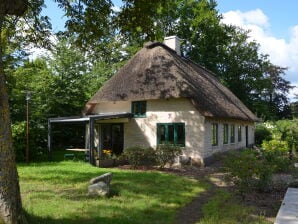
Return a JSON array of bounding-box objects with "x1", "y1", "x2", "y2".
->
[{"x1": 101, "y1": 124, "x2": 124, "y2": 155}]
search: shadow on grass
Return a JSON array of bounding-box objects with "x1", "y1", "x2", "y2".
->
[
  {"x1": 24, "y1": 211, "x2": 125, "y2": 224},
  {"x1": 24, "y1": 204, "x2": 178, "y2": 224}
]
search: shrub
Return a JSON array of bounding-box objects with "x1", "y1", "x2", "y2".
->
[
  {"x1": 12, "y1": 121, "x2": 48, "y2": 162},
  {"x1": 122, "y1": 146, "x2": 156, "y2": 168},
  {"x1": 223, "y1": 149, "x2": 274, "y2": 197},
  {"x1": 155, "y1": 144, "x2": 182, "y2": 168},
  {"x1": 261, "y1": 139, "x2": 291, "y2": 172},
  {"x1": 262, "y1": 139, "x2": 288, "y2": 154},
  {"x1": 274, "y1": 119, "x2": 298, "y2": 153},
  {"x1": 12, "y1": 121, "x2": 26, "y2": 161},
  {"x1": 223, "y1": 150, "x2": 259, "y2": 196},
  {"x1": 255, "y1": 124, "x2": 272, "y2": 145}
]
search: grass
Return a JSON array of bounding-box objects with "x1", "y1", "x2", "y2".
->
[
  {"x1": 18, "y1": 160, "x2": 207, "y2": 224},
  {"x1": 197, "y1": 190, "x2": 270, "y2": 224}
]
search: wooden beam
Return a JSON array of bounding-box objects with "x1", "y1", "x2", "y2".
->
[
  {"x1": 47, "y1": 119, "x2": 52, "y2": 161},
  {"x1": 89, "y1": 118, "x2": 95, "y2": 165}
]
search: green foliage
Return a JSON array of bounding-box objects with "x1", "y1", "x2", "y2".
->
[
  {"x1": 12, "y1": 121, "x2": 48, "y2": 162},
  {"x1": 122, "y1": 146, "x2": 156, "y2": 168},
  {"x1": 257, "y1": 120, "x2": 298, "y2": 154},
  {"x1": 255, "y1": 124, "x2": 272, "y2": 145},
  {"x1": 155, "y1": 144, "x2": 182, "y2": 168},
  {"x1": 223, "y1": 150, "x2": 265, "y2": 196},
  {"x1": 291, "y1": 102, "x2": 298, "y2": 118},
  {"x1": 262, "y1": 139, "x2": 289, "y2": 153},
  {"x1": 262, "y1": 139, "x2": 291, "y2": 172},
  {"x1": 224, "y1": 146, "x2": 292, "y2": 196},
  {"x1": 56, "y1": 0, "x2": 113, "y2": 48},
  {"x1": 18, "y1": 160, "x2": 205, "y2": 224},
  {"x1": 12, "y1": 121, "x2": 26, "y2": 161},
  {"x1": 275, "y1": 119, "x2": 298, "y2": 151}
]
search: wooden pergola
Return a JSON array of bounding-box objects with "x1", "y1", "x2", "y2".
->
[{"x1": 48, "y1": 112, "x2": 133, "y2": 165}]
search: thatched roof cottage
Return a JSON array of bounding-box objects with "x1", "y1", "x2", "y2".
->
[
  {"x1": 82, "y1": 36, "x2": 258, "y2": 166},
  {"x1": 48, "y1": 36, "x2": 258, "y2": 166}
]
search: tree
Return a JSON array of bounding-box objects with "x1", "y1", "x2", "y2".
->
[
  {"x1": 115, "y1": 0, "x2": 175, "y2": 45},
  {"x1": 56, "y1": 0, "x2": 113, "y2": 49},
  {"x1": 214, "y1": 28, "x2": 292, "y2": 120},
  {"x1": 291, "y1": 99, "x2": 298, "y2": 118},
  {"x1": 0, "y1": 0, "x2": 29, "y2": 223},
  {"x1": 1, "y1": 0, "x2": 113, "y2": 222}
]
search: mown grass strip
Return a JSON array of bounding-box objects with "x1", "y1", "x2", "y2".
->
[{"x1": 18, "y1": 161, "x2": 207, "y2": 224}]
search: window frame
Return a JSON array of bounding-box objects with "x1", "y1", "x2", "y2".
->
[
  {"x1": 223, "y1": 124, "x2": 229, "y2": 144},
  {"x1": 230, "y1": 125, "x2": 235, "y2": 143},
  {"x1": 131, "y1": 101, "x2": 147, "y2": 118},
  {"x1": 238, "y1": 125, "x2": 242, "y2": 142},
  {"x1": 157, "y1": 123, "x2": 185, "y2": 146},
  {"x1": 211, "y1": 123, "x2": 218, "y2": 146}
]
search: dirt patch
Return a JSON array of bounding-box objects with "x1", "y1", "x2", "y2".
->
[{"x1": 175, "y1": 187, "x2": 216, "y2": 224}]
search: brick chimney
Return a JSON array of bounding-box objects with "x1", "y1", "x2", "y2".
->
[{"x1": 164, "y1": 36, "x2": 181, "y2": 56}]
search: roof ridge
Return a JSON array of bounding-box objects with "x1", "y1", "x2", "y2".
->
[{"x1": 144, "y1": 41, "x2": 178, "y2": 55}]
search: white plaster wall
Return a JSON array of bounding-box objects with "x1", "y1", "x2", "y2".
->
[
  {"x1": 93, "y1": 101, "x2": 131, "y2": 114},
  {"x1": 93, "y1": 98, "x2": 206, "y2": 162},
  {"x1": 92, "y1": 98, "x2": 256, "y2": 164},
  {"x1": 248, "y1": 125, "x2": 255, "y2": 146},
  {"x1": 124, "y1": 98, "x2": 205, "y2": 163}
]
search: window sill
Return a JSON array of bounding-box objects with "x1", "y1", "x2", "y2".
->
[
  {"x1": 157, "y1": 143, "x2": 185, "y2": 147},
  {"x1": 133, "y1": 115, "x2": 146, "y2": 118}
]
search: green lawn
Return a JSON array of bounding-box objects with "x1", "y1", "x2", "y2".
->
[
  {"x1": 18, "y1": 161, "x2": 207, "y2": 224},
  {"x1": 198, "y1": 190, "x2": 269, "y2": 224}
]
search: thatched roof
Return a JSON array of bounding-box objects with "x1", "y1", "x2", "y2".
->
[{"x1": 86, "y1": 42, "x2": 258, "y2": 121}]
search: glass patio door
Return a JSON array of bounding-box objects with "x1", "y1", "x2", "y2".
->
[{"x1": 101, "y1": 124, "x2": 124, "y2": 155}]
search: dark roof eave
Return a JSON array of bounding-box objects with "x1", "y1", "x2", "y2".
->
[
  {"x1": 204, "y1": 114, "x2": 259, "y2": 123},
  {"x1": 49, "y1": 112, "x2": 133, "y2": 123}
]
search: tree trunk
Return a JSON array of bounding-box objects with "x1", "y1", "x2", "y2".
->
[{"x1": 0, "y1": 8, "x2": 27, "y2": 223}]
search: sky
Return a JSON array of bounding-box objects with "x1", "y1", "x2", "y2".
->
[
  {"x1": 216, "y1": 0, "x2": 298, "y2": 100},
  {"x1": 42, "y1": 0, "x2": 298, "y2": 100}
]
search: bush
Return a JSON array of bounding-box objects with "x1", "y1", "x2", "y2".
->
[
  {"x1": 255, "y1": 125, "x2": 272, "y2": 145},
  {"x1": 122, "y1": 146, "x2": 156, "y2": 168},
  {"x1": 12, "y1": 121, "x2": 26, "y2": 161},
  {"x1": 12, "y1": 121, "x2": 48, "y2": 162},
  {"x1": 261, "y1": 139, "x2": 291, "y2": 172},
  {"x1": 274, "y1": 119, "x2": 298, "y2": 153},
  {"x1": 223, "y1": 149, "x2": 274, "y2": 197},
  {"x1": 155, "y1": 144, "x2": 182, "y2": 168},
  {"x1": 224, "y1": 150, "x2": 259, "y2": 196}
]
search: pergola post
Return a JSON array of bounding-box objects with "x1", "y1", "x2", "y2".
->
[
  {"x1": 47, "y1": 119, "x2": 52, "y2": 161},
  {"x1": 89, "y1": 117, "x2": 95, "y2": 165}
]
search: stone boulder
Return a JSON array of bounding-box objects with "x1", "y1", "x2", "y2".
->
[
  {"x1": 88, "y1": 182, "x2": 110, "y2": 197},
  {"x1": 90, "y1": 172, "x2": 113, "y2": 185}
]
